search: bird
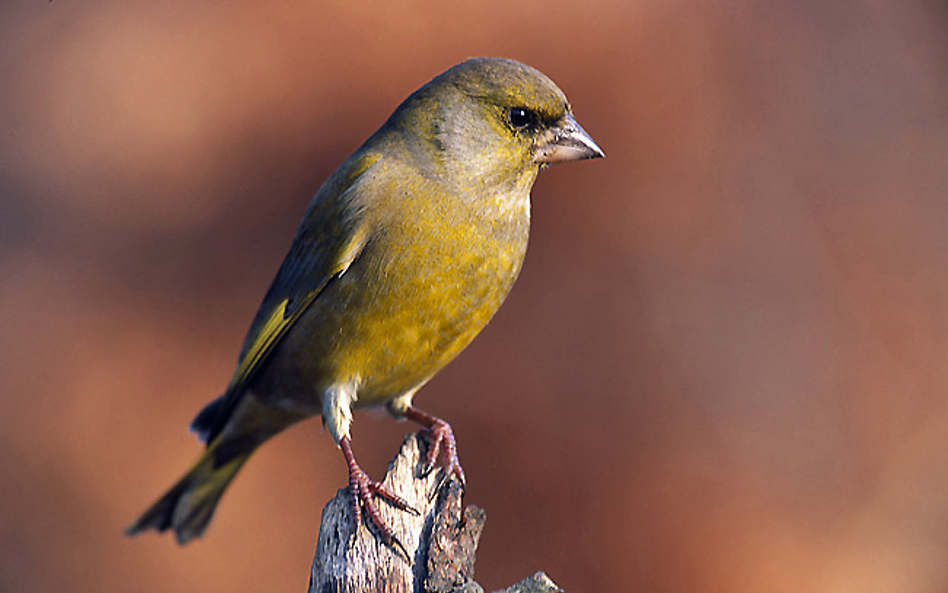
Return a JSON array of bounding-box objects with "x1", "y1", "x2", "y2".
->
[{"x1": 126, "y1": 57, "x2": 603, "y2": 552}]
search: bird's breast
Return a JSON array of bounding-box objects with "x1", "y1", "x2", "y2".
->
[{"x1": 264, "y1": 191, "x2": 531, "y2": 409}]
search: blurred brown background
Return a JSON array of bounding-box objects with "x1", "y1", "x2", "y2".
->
[{"x1": 3, "y1": 0, "x2": 948, "y2": 591}]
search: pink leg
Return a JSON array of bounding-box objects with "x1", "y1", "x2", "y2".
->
[
  {"x1": 404, "y1": 406, "x2": 466, "y2": 488},
  {"x1": 339, "y1": 436, "x2": 416, "y2": 556}
]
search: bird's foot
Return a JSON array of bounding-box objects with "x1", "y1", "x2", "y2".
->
[
  {"x1": 404, "y1": 406, "x2": 467, "y2": 491},
  {"x1": 339, "y1": 436, "x2": 418, "y2": 558}
]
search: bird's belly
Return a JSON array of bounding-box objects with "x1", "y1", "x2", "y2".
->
[{"x1": 254, "y1": 226, "x2": 527, "y2": 410}]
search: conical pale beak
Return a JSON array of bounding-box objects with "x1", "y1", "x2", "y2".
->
[{"x1": 533, "y1": 113, "x2": 605, "y2": 164}]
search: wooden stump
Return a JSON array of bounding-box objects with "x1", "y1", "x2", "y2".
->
[{"x1": 308, "y1": 434, "x2": 563, "y2": 593}]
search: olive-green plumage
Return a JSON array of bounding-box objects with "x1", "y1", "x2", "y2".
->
[{"x1": 127, "y1": 57, "x2": 602, "y2": 544}]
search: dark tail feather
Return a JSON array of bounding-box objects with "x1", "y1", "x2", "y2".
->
[
  {"x1": 125, "y1": 436, "x2": 252, "y2": 544},
  {"x1": 129, "y1": 393, "x2": 309, "y2": 543},
  {"x1": 190, "y1": 393, "x2": 227, "y2": 443}
]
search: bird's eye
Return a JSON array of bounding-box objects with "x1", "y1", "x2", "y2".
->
[{"x1": 508, "y1": 107, "x2": 537, "y2": 131}]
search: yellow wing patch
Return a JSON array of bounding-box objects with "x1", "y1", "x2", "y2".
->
[
  {"x1": 225, "y1": 226, "x2": 369, "y2": 395},
  {"x1": 227, "y1": 299, "x2": 288, "y2": 393},
  {"x1": 221, "y1": 151, "x2": 381, "y2": 399}
]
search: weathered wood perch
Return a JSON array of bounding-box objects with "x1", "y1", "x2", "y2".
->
[{"x1": 308, "y1": 433, "x2": 563, "y2": 593}]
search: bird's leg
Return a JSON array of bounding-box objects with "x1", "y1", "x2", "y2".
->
[
  {"x1": 338, "y1": 435, "x2": 417, "y2": 557},
  {"x1": 403, "y1": 406, "x2": 466, "y2": 489}
]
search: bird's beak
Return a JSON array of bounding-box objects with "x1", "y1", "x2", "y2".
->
[{"x1": 533, "y1": 114, "x2": 605, "y2": 164}]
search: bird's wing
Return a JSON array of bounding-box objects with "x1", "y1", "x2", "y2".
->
[
  {"x1": 231, "y1": 153, "x2": 381, "y2": 395},
  {"x1": 194, "y1": 152, "x2": 381, "y2": 443}
]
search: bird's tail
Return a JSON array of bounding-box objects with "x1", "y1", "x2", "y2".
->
[
  {"x1": 127, "y1": 392, "x2": 309, "y2": 543},
  {"x1": 125, "y1": 433, "x2": 255, "y2": 544}
]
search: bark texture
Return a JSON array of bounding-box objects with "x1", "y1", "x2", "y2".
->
[{"x1": 308, "y1": 434, "x2": 562, "y2": 593}]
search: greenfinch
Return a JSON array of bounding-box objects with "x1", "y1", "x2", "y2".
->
[{"x1": 126, "y1": 57, "x2": 603, "y2": 550}]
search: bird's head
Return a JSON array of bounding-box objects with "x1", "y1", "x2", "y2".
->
[{"x1": 386, "y1": 58, "x2": 603, "y2": 193}]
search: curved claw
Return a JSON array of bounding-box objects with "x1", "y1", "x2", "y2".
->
[
  {"x1": 365, "y1": 479, "x2": 420, "y2": 516},
  {"x1": 404, "y1": 406, "x2": 467, "y2": 493},
  {"x1": 339, "y1": 436, "x2": 417, "y2": 558}
]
